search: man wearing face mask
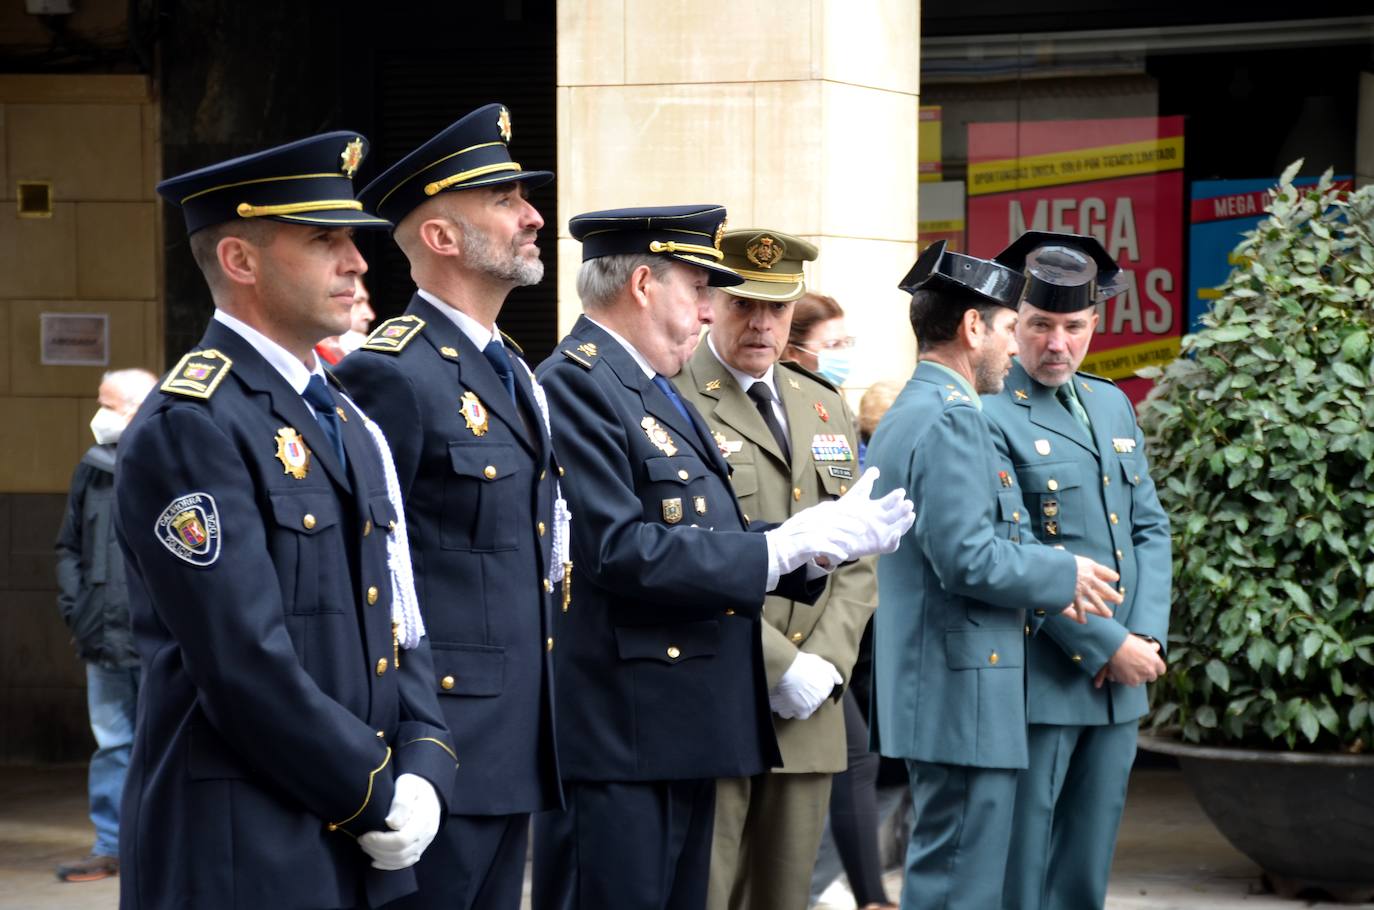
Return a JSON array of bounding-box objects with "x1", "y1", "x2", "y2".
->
[
  {"x1": 673, "y1": 230, "x2": 876, "y2": 910},
  {"x1": 53, "y1": 368, "x2": 157, "y2": 883}
]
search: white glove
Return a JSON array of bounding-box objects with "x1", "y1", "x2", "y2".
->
[
  {"x1": 769, "y1": 651, "x2": 844, "y2": 720},
  {"x1": 357, "y1": 773, "x2": 442, "y2": 871}
]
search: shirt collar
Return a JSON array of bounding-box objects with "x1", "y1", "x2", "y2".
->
[
  {"x1": 417, "y1": 288, "x2": 498, "y2": 351},
  {"x1": 706, "y1": 333, "x2": 777, "y2": 398},
  {"x1": 923, "y1": 359, "x2": 982, "y2": 410},
  {"x1": 586, "y1": 316, "x2": 657, "y2": 379},
  {"x1": 213, "y1": 308, "x2": 321, "y2": 395}
]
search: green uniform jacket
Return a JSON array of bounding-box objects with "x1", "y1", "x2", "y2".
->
[
  {"x1": 675, "y1": 342, "x2": 876, "y2": 774},
  {"x1": 983, "y1": 361, "x2": 1171, "y2": 725},
  {"x1": 867, "y1": 361, "x2": 1078, "y2": 769}
]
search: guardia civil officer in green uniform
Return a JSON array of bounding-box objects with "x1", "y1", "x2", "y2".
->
[
  {"x1": 867, "y1": 242, "x2": 1124, "y2": 910},
  {"x1": 984, "y1": 232, "x2": 1171, "y2": 910},
  {"x1": 673, "y1": 230, "x2": 877, "y2": 910}
]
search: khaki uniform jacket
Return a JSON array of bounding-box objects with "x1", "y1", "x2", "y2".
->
[{"x1": 675, "y1": 341, "x2": 877, "y2": 774}]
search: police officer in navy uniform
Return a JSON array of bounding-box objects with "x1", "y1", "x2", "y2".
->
[
  {"x1": 866, "y1": 242, "x2": 1122, "y2": 910},
  {"x1": 116, "y1": 133, "x2": 456, "y2": 910},
  {"x1": 333, "y1": 104, "x2": 564, "y2": 910},
  {"x1": 530, "y1": 205, "x2": 914, "y2": 910},
  {"x1": 984, "y1": 233, "x2": 1171, "y2": 910}
]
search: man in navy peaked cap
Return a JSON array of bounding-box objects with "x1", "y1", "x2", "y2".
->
[
  {"x1": 334, "y1": 104, "x2": 563, "y2": 910},
  {"x1": 115, "y1": 132, "x2": 456, "y2": 910},
  {"x1": 985, "y1": 232, "x2": 1170, "y2": 910},
  {"x1": 530, "y1": 204, "x2": 915, "y2": 910}
]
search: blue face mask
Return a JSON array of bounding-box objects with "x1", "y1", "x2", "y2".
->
[{"x1": 816, "y1": 349, "x2": 852, "y2": 387}]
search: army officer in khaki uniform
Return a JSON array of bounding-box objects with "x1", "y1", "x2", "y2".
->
[{"x1": 675, "y1": 231, "x2": 877, "y2": 910}]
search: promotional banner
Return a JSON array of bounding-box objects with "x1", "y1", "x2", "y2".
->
[
  {"x1": 1188, "y1": 176, "x2": 1352, "y2": 332},
  {"x1": 917, "y1": 180, "x2": 965, "y2": 253},
  {"x1": 919, "y1": 106, "x2": 943, "y2": 183},
  {"x1": 967, "y1": 116, "x2": 1185, "y2": 402}
]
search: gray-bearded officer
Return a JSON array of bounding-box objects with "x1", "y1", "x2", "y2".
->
[
  {"x1": 867, "y1": 242, "x2": 1122, "y2": 910},
  {"x1": 985, "y1": 232, "x2": 1171, "y2": 910},
  {"x1": 334, "y1": 104, "x2": 565, "y2": 910},
  {"x1": 530, "y1": 205, "x2": 914, "y2": 910},
  {"x1": 117, "y1": 132, "x2": 456, "y2": 910},
  {"x1": 673, "y1": 229, "x2": 878, "y2": 910}
]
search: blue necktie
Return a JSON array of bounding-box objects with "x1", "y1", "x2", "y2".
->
[
  {"x1": 483, "y1": 339, "x2": 518, "y2": 404},
  {"x1": 652, "y1": 374, "x2": 693, "y2": 424},
  {"x1": 303, "y1": 374, "x2": 347, "y2": 469}
]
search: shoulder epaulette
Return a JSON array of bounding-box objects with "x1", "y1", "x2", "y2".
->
[
  {"x1": 161, "y1": 349, "x2": 232, "y2": 400},
  {"x1": 779, "y1": 359, "x2": 839, "y2": 393},
  {"x1": 1076, "y1": 370, "x2": 1116, "y2": 386},
  {"x1": 499, "y1": 330, "x2": 525, "y2": 356},
  {"x1": 938, "y1": 383, "x2": 975, "y2": 408},
  {"x1": 561, "y1": 346, "x2": 595, "y2": 370},
  {"x1": 360, "y1": 315, "x2": 425, "y2": 354}
]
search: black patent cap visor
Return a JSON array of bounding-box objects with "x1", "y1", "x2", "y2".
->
[{"x1": 898, "y1": 240, "x2": 1026, "y2": 309}]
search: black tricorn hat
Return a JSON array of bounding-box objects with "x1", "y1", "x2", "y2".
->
[
  {"x1": 994, "y1": 231, "x2": 1127, "y2": 313},
  {"x1": 897, "y1": 240, "x2": 1026, "y2": 309}
]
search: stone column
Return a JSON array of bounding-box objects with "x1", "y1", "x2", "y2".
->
[{"x1": 556, "y1": 0, "x2": 923, "y2": 394}]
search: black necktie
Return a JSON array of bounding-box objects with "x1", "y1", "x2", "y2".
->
[
  {"x1": 747, "y1": 382, "x2": 791, "y2": 464},
  {"x1": 303, "y1": 374, "x2": 347, "y2": 469},
  {"x1": 483, "y1": 339, "x2": 518, "y2": 404}
]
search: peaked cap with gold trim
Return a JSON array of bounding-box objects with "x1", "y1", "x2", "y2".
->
[
  {"x1": 358, "y1": 103, "x2": 553, "y2": 227},
  {"x1": 718, "y1": 229, "x2": 817, "y2": 302},
  {"x1": 569, "y1": 204, "x2": 743, "y2": 288},
  {"x1": 156, "y1": 131, "x2": 389, "y2": 235}
]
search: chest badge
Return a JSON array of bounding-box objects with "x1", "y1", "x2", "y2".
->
[
  {"x1": 461, "y1": 391, "x2": 490, "y2": 437},
  {"x1": 693, "y1": 495, "x2": 708, "y2": 515},
  {"x1": 662, "y1": 498, "x2": 684, "y2": 524},
  {"x1": 1034, "y1": 439, "x2": 1052, "y2": 456},
  {"x1": 642, "y1": 416, "x2": 679, "y2": 456},
  {"x1": 274, "y1": 427, "x2": 311, "y2": 479},
  {"x1": 1014, "y1": 389, "x2": 1029, "y2": 400},
  {"x1": 1112, "y1": 437, "x2": 1137, "y2": 453},
  {"x1": 811, "y1": 433, "x2": 854, "y2": 462},
  {"x1": 814, "y1": 401, "x2": 829, "y2": 422},
  {"x1": 712, "y1": 430, "x2": 742, "y2": 458},
  {"x1": 998, "y1": 470, "x2": 1014, "y2": 488}
]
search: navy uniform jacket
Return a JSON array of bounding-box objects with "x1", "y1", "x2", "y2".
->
[
  {"x1": 115, "y1": 320, "x2": 456, "y2": 910},
  {"x1": 335, "y1": 293, "x2": 562, "y2": 815},
  {"x1": 867, "y1": 361, "x2": 1078, "y2": 769},
  {"x1": 984, "y1": 361, "x2": 1171, "y2": 725},
  {"x1": 535, "y1": 316, "x2": 820, "y2": 782}
]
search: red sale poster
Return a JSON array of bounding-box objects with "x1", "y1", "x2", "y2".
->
[{"x1": 966, "y1": 116, "x2": 1185, "y2": 402}]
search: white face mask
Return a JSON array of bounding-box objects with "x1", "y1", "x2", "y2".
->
[
  {"x1": 90, "y1": 407, "x2": 129, "y2": 446},
  {"x1": 816, "y1": 349, "x2": 852, "y2": 387}
]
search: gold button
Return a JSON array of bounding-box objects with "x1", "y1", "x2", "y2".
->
[
  {"x1": 388, "y1": 520, "x2": 397, "y2": 531},
  {"x1": 1024, "y1": 624, "x2": 1031, "y2": 636},
  {"x1": 1110, "y1": 513, "x2": 1119, "y2": 524},
  {"x1": 790, "y1": 632, "x2": 803, "y2": 643},
  {"x1": 440, "y1": 675, "x2": 455, "y2": 691},
  {"x1": 303, "y1": 513, "x2": 316, "y2": 530},
  {"x1": 540, "y1": 469, "x2": 547, "y2": 480},
  {"x1": 1116, "y1": 549, "x2": 1124, "y2": 559},
  {"x1": 1103, "y1": 475, "x2": 1110, "y2": 485},
  {"x1": 1134, "y1": 474, "x2": 1141, "y2": 483},
  {"x1": 793, "y1": 487, "x2": 802, "y2": 501},
  {"x1": 376, "y1": 658, "x2": 388, "y2": 676},
  {"x1": 546, "y1": 636, "x2": 554, "y2": 652},
  {"x1": 724, "y1": 608, "x2": 735, "y2": 616},
  {"x1": 1119, "y1": 586, "x2": 1126, "y2": 595},
  {"x1": 839, "y1": 484, "x2": 848, "y2": 494},
  {"x1": 484, "y1": 465, "x2": 497, "y2": 479},
  {"x1": 1012, "y1": 510, "x2": 1021, "y2": 521},
  {"x1": 558, "y1": 466, "x2": 565, "y2": 477},
  {"x1": 678, "y1": 469, "x2": 690, "y2": 481},
  {"x1": 544, "y1": 578, "x2": 553, "y2": 593},
  {"x1": 367, "y1": 586, "x2": 379, "y2": 605},
  {"x1": 538, "y1": 521, "x2": 546, "y2": 537},
  {"x1": 327, "y1": 823, "x2": 338, "y2": 832},
  {"x1": 376, "y1": 730, "x2": 385, "y2": 738},
  {"x1": 666, "y1": 646, "x2": 681, "y2": 659},
  {"x1": 1047, "y1": 479, "x2": 1059, "y2": 492},
  {"x1": 363, "y1": 519, "x2": 373, "y2": 536},
  {"x1": 989, "y1": 651, "x2": 999, "y2": 665},
  {"x1": 1071, "y1": 654, "x2": 1083, "y2": 664}
]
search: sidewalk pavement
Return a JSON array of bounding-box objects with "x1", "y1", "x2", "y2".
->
[{"x1": 1, "y1": 764, "x2": 1369, "y2": 909}]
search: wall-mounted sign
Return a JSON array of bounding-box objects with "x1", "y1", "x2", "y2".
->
[
  {"x1": 41, "y1": 313, "x2": 109, "y2": 366},
  {"x1": 966, "y1": 116, "x2": 1185, "y2": 403}
]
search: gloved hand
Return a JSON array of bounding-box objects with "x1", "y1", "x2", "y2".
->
[
  {"x1": 357, "y1": 773, "x2": 442, "y2": 871},
  {"x1": 769, "y1": 651, "x2": 844, "y2": 720},
  {"x1": 765, "y1": 467, "x2": 915, "y2": 577}
]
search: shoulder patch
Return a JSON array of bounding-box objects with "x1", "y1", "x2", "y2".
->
[
  {"x1": 1076, "y1": 370, "x2": 1116, "y2": 386},
  {"x1": 562, "y1": 347, "x2": 594, "y2": 370},
  {"x1": 161, "y1": 349, "x2": 232, "y2": 400},
  {"x1": 499, "y1": 330, "x2": 525, "y2": 356},
  {"x1": 779, "y1": 359, "x2": 838, "y2": 393},
  {"x1": 155, "y1": 492, "x2": 222, "y2": 567},
  {"x1": 361, "y1": 315, "x2": 425, "y2": 354}
]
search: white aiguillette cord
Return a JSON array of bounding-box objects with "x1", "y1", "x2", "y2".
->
[
  {"x1": 342, "y1": 394, "x2": 425, "y2": 651},
  {"x1": 518, "y1": 361, "x2": 573, "y2": 587}
]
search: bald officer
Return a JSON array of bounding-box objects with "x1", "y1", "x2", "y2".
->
[
  {"x1": 985, "y1": 232, "x2": 1170, "y2": 910},
  {"x1": 867, "y1": 242, "x2": 1123, "y2": 910},
  {"x1": 334, "y1": 104, "x2": 564, "y2": 910},
  {"x1": 117, "y1": 133, "x2": 455, "y2": 910},
  {"x1": 531, "y1": 205, "x2": 914, "y2": 910},
  {"x1": 674, "y1": 230, "x2": 877, "y2": 910}
]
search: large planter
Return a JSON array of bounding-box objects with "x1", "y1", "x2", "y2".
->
[{"x1": 1139, "y1": 732, "x2": 1374, "y2": 902}]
